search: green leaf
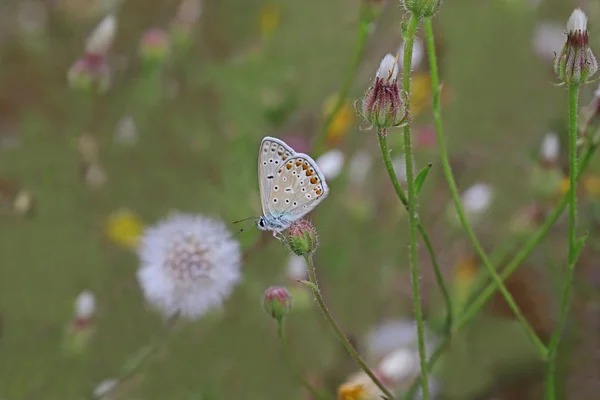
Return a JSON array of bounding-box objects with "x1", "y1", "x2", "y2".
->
[{"x1": 414, "y1": 163, "x2": 433, "y2": 196}]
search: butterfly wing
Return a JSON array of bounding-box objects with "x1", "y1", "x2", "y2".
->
[
  {"x1": 258, "y1": 137, "x2": 297, "y2": 219},
  {"x1": 268, "y1": 153, "x2": 329, "y2": 224}
]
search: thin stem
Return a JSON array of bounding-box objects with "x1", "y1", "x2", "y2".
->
[
  {"x1": 404, "y1": 335, "x2": 450, "y2": 400},
  {"x1": 457, "y1": 143, "x2": 596, "y2": 329},
  {"x1": 545, "y1": 83, "x2": 581, "y2": 400},
  {"x1": 377, "y1": 132, "x2": 453, "y2": 332},
  {"x1": 402, "y1": 13, "x2": 430, "y2": 399},
  {"x1": 423, "y1": 18, "x2": 547, "y2": 360},
  {"x1": 304, "y1": 254, "x2": 394, "y2": 399},
  {"x1": 277, "y1": 321, "x2": 331, "y2": 400},
  {"x1": 311, "y1": 4, "x2": 372, "y2": 156}
]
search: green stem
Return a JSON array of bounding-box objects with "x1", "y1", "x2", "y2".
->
[
  {"x1": 311, "y1": 4, "x2": 372, "y2": 156},
  {"x1": 402, "y1": 13, "x2": 430, "y2": 400},
  {"x1": 423, "y1": 18, "x2": 547, "y2": 359},
  {"x1": 404, "y1": 336, "x2": 449, "y2": 400},
  {"x1": 545, "y1": 83, "x2": 581, "y2": 400},
  {"x1": 304, "y1": 254, "x2": 394, "y2": 399},
  {"x1": 457, "y1": 143, "x2": 596, "y2": 328},
  {"x1": 377, "y1": 132, "x2": 453, "y2": 332},
  {"x1": 277, "y1": 320, "x2": 331, "y2": 400}
]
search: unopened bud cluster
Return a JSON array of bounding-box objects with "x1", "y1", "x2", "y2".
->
[
  {"x1": 356, "y1": 54, "x2": 410, "y2": 133},
  {"x1": 401, "y1": 0, "x2": 442, "y2": 18},
  {"x1": 554, "y1": 9, "x2": 597, "y2": 85}
]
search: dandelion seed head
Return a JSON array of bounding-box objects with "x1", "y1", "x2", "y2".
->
[
  {"x1": 137, "y1": 213, "x2": 241, "y2": 319},
  {"x1": 567, "y1": 8, "x2": 587, "y2": 33}
]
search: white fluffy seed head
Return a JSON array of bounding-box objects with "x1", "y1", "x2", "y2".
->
[
  {"x1": 376, "y1": 53, "x2": 399, "y2": 82},
  {"x1": 85, "y1": 15, "x2": 117, "y2": 54},
  {"x1": 540, "y1": 132, "x2": 560, "y2": 162},
  {"x1": 316, "y1": 149, "x2": 345, "y2": 180},
  {"x1": 136, "y1": 213, "x2": 241, "y2": 319},
  {"x1": 567, "y1": 8, "x2": 587, "y2": 33},
  {"x1": 75, "y1": 290, "x2": 96, "y2": 320}
]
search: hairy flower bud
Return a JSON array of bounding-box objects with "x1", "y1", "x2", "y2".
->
[
  {"x1": 356, "y1": 54, "x2": 409, "y2": 133},
  {"x1": 554, "y1": 9, "x2": 598, "y2": 85},
  {"x1": 263, "y1": 286, "x2": 292, "y2": 321},
  {"x1": 401, "y1": 0, "x2": 442, "y2": 18},
  {"x1": 284, "y1": 220, "x2": 319, "y2": 256}
]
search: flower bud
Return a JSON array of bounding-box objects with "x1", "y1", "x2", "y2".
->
[
  {"x1": 554, "y1": 9, "x2": 598, "y2": 85},
  {"x1": 356, "y1": 54, "x2": 409, "y2": 133},
  {"x1": 263, "y1": 286, "x2": 292, "y2": 321},
  {"x1": 67, "y1": 53, "x2": 111, "y2": 93},
  {"x1": 138, "y1": 28, "x2": 170, "y2": 65},
  {"x1": 284, "y1": 220, "x2": 319, "y2": 256},
  {"x1": 401, "y1": 0, "x2": 442, "y2": 18}
]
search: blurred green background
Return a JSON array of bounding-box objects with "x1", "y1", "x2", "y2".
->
[{"x1": 1, "y1": 0, "x2": 600, "y2": 399}]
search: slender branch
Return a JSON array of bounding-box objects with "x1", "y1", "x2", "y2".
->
[
  {"x1": 377, "y1": 132, "x2": 453, "y2": 332},
  {"x1": 402, "y1": 13, "x2": 430, "y2": 400},
  {"x1": 422, "y1": 17, "x2": 547, "y2": 359},
  {"x1": 277, "y1": 321, "x2": 331, "y2": 400},
  {"x1": 311, "y1": 4, "x2": 372, "y2": 156},
  {"x1": 545, "y1": 83, "x2": 581, "y2": 400},
  {"x1": 304, "y1": 254, "x2": 394, "y2": 399}
]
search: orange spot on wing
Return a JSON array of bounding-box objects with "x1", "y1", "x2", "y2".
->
[
  {"x1": 310, "y1": 177, "x2": 318, "y2": 184},
  {"x1": 306, "y1": 169, "x2": 313, "y2": 176},
  {"x1": 316, "y1": 189, "x2": 322, "y2": 195},
  {"x1": 286, "y1": 163, "x2": 293, "y2": 170},
  {"x1": 295, "y1": 160, "x2": 302, "y2": 166}
]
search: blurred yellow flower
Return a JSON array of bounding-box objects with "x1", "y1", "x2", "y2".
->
[
  {"x1": 410, "y1": 72, "x2": 432, "y2": 118},
  {"x1": 559, "y1": 176, "x2": 570, "y2": 196},
  {"x1": 323, "y1": 93, "x2": 354, "y2": 146},
  {"x1": 338, "y1": 372, "x2": 386, "y2": 400},
  {"x1": 452, "y1": 255, "x2": 479, "y2": 311},
  {"x1": 105, "y1": 209, "x2": 143, "y2": 250},
  {"x1": 259, "y1": 3, "x2": 280, "y2": 41}
]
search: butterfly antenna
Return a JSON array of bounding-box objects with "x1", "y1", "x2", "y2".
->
[{"x1": 232, "y1": 216, "x2": 256, "y2": 224}]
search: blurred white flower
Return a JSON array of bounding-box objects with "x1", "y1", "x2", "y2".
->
[
  {"x1": 137, "y1": 213, "x2": 242, "y2": 319},
  {"x1": 392, "y1": 155, "x2": 416, "y2": 184},
  {"x1": 93, "y1": 378, "x2": 118, "y2": 398},
  {"x1": 461, "y1": 183, "x2": 493, "y2": 216},
  {"x1": 531, "y1": 22, "x2": 565, "y2": 61},
  {"x1": 114, "y1": 115, "x2": 138, "y2": 146},
  {"x1": 366, "y1": 319, "x2": 420, "y2": 360},
  {"x1": 316, "y1": 149, "x2": 344, "y2": 180},
  {"x1": 540, "y1": 132, "x2": 560, "y2": 163},
  {"x1": 75, "y1": 290, "x2": 96, "y2": 320},
  {"x1": 397, "y1": 37, "x2": 424, "y2": 70},
  {"x1": 86, "y1": 15, "x2": 117, "y2": 54},
  {"x1": 286, "y1": 254, "x2": 307, "y2": 281},
  {"x1": 378, "y1": 348, "x2": 416, "y2": 382},
  {"x1": 84, "y1": 163, "x2": 108, "y2": 189},
  {"x1": 348, "y1": 150, "x2": 373, "y2": 187}
]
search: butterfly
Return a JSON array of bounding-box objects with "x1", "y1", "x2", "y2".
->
[{"x1": 255, "y1": 136, "x2": 329, "y2": 234}]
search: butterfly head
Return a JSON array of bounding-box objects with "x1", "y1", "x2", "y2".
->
[{"x1": 256, "y1": 216, "x2": 268, "y2": 231}]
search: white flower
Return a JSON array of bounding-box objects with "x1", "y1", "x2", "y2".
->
[
  {"x1": 531, "y1": 22, "x2": 565, "y2": 61},
  {"x1": 366, "y1": 319, "x2": 420, "y2": 360},
  {"x1": 376, "y1": 53, "x2": 399, "y2": 82},
  {"x1": 86, "y1": 15, "x2": 117, "y2": 54},
  {"x1": 461, "y1": 183, "x2": 493, "y2": 216},
  {"x1": 114, "y1": 115, "x2": 138, "y2": 146},
  {"x1": 540, "y1": 132, "x2": 560, "y2": 163},
  {"x1": 137, "y1": 213, "x2": 241, "y2": 319},
  {"x1": 286, "y1": 255, "x2": 307, "y2": 281},
  {"x1": 567, "y1": 8, "x2": 587, "y2": 33},
  {"x1": 93, "y1": 378, "x2": 118, "y2": 398},
  {"x1": 377, "y1": 347, "x2": 417, "y2": 383},
  {"x1": 316, "y1": 149, "x2": 345, "y2": 180},
  {"x1": 348, "y1": 150, "x2": 373, "y2": 186},
  {"x1": 397, "y1": 37, "x2": 424, "y2": 70},
  {"x1": 75, "y1": 290, "x2": 96, "y2": 320}
]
